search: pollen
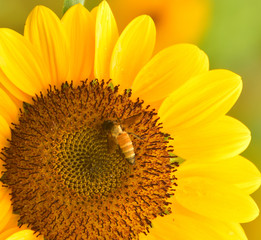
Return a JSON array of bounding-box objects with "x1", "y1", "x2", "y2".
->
[{"x1": 1, "y1": 80, "x2": 177, "y2": 240}]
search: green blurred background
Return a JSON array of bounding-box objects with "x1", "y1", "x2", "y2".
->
[{"x1": 0, "y1": 0, "x2": 260, "y2": 239}]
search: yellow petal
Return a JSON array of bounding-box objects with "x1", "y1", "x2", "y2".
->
[
  {"x1": 139, "y1": 214, "x2": 178, "y2": 240},
  {"x1": 0, "y1": 70, "x2": 32, "y2": 103},
  {"x1": 94, "y1": 1, "x2": 119, "y2": 80},
  {"x1": 62, "y1": 4, "x2": 94, "y2": 84},
  {"x1": 177, "y1": 155, "x2": 261, "y2": 194},
  {"x1": 6, "y1": 229, "x2": 43, "y2": 240},
  {"x1": 0, "y1": 188, "x2": 11, "y2": 229},
  {"x1": 175, "y1": 176, "x2": 259, "y2": 223},
  {"x1": 132, "y1": 44, "x2": 209, "y2": 103},
  {"x1": 172, "y1": 115, "x2": 251, "y2": 161},
  {"x1": 0, "y1": 88, "x2": 19, "y2": 124},
  {"x1": 171, "y1": 215, "x2": 248, "y2": 240},
  {"x1": 158, "y1": 69, "x2": 242, "y2": 133},
  {"x1": 0, "y1": 228, "x2": 20, "y2": 240},
  {"x1": 0, "y1": 208, "x2": 19, "y2": 233},
  {"x1": 24, "y1": 5, "x2": 68, "y2": 86},
  {"x1": 172, "y1": 202, "x2": 248, "y2": 240},
  {"x1": 140, "y1": 234, "x2": 159, "y2": 240},
  {"x1": 0, "y1": 29, "x2": 49, "y2": 95},
  {"x1": 90, "y1": 6, "x2": 98, "y2": 26},
  {"x1": 0, "y1": 207, "x2": 12, "y2": 233},
  {"x1": 0, "y1": 115, "x2": 10, "y2": 148},
  {"x1": 110, "y1": 15, "x2": 156, "y2": 90},
  {"x1": 140, "y1": 207, "x2": 247, "y2": 240},
  {"x1": 0, "y1": 84, "x2": 24, "y2": 109}
]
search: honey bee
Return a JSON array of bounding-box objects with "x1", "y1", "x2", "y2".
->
[{"x1": 102, "y1": 113, "x2": 142, "y2": 165}]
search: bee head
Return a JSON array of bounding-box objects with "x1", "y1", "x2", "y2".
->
[{"x1": 102, "y1": 120, "x2": 115, "y2": 131}]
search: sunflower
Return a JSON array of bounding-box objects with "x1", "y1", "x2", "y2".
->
[{"x1": 0, "y1": 1, "x2": 260, "y2": 240}]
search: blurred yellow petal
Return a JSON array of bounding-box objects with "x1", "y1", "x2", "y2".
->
[
  {"x1": 132, "y1": 44, "x2": 209, "y2": 103},
  {"x1": 62, "y1": 4, "x2": 94, "y2": 84},
  {"x1": 161, "y1": 0, "x2": 210, "y2": 46},
  {"x1": 110, "y1": 15, "x2": 156, "y2": 89},
  {"x1": 158, "y1": 69, "x2": 242, "y2": 133},
  {"x1": 177, "y1": 155, "x2": 261, "y2": 194},
  {"x1": 0, "y1": 88, "x2": 19, "y2": 124},
  {"x1": 6, "y1": 229, "x2": 43, "y2": 240},
  {"x1": 0, "y1": 29, "x2": 48, "y2": 96},
  {"x1": 0, "y1": 115, "x2": 10, "y2": 147},
  {"x1": 172, "y1": 116, "x2": 251, "y2": 161},
  {"x1": 24, "y1": 5, "x2": 68, "y2": 86},
  {"x1": 107, "y1": 0, "x2": 210, "y2": 52},
  {"x1": 94, "y1": 1, "x2": 119, "y2": 80},
  {"x1": 175, "y1": 177, "x2": 259, "y2": 223}
]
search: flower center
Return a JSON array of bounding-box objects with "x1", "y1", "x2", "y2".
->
[
  {"x1": 56, "y1": 124, "x2": 130, "y2": 198},
  {"x1": 1, "y1": 80, "x2": 177, "y2": 239}
]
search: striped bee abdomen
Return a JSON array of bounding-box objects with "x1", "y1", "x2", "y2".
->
[{"x1": 117, "y1": 132, "x2": 135, "y2": 164}]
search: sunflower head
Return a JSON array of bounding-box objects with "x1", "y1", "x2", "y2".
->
[{"x1": 1, "y1": 79, "x2": 177, "y2": 239}]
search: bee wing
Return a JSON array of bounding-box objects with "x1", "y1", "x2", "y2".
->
[
  {"x1": 121, "y1": 113, "x2": 142, "y2": 128},
  {"x1": 107, "y1": 134, "x2": 118, "y2": 154}
]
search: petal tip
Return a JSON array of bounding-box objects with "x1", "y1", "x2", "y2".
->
[{"x1": 97, "y1": 0, "x2": 113, "y2": 18}]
